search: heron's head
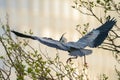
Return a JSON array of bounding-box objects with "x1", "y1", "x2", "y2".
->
[{"x1": 59, "y1": 33, "x2": 67, "y2": 43}]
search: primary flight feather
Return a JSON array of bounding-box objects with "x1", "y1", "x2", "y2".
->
[{"x1": 11, "y1": 18, "x2": 116, "y2": 57}]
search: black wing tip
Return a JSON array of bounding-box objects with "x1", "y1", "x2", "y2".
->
[
  {"x1": 11, "y1": 30, "x2": 22, "y2": 36},
  {"x1": 11, "y1": 30, "x2": 15, "y2": 33},
  {"x1": 107, "y1": 17, "x2": 117, "y2": 23},
  {"x1": 11, "y1": 30, "x2": 37, "y2": 40},
  {"x1": 11, "y1": 30, "x2": 18, "y2": 33},
  {"x1": 11, "y1": 30, "x2": 18, "y2": 35}
]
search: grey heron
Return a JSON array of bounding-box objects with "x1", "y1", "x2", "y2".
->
[{"x1": 11, "y1": 18, "x2": 116, "y2": 63}]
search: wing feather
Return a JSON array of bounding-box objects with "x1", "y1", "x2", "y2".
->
[
  {"x1": 11, "y1": 30, "x2": 69, "y2": 51},
  {"x1": 77, "y1": 18, "x2": 116, "y2": 48},
  {"x1": 77, "y1": 30, "x2": 100, "y2": 48}
]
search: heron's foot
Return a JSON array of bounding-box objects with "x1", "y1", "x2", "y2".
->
[
  {"x1": 84, "y1": 62, "x2": 88, "y2": 68},
  {"x1": 66, "y1": 56, "x2": 77, "y2": 63}
]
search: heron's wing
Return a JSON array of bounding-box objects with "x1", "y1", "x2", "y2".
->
[
  {"x1": 11, "y1": 30, "x2": 68, "y2": 51},
  {"x1": 77, "y1": 18, "x2": 116, "y2": 48},
  {"x1": 92, "y1": 18, "x2": 116, "y2": 47},
  {"x1": 77, "y1": 30, "x2": 100, "y2": 48}
]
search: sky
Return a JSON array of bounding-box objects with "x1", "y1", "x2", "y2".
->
[{"x1": 0, "y1": 0, "x2": 120, "y2": 80}]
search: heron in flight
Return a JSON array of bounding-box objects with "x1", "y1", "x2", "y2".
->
[{"x1": 11, "y1": 18, "x2": 116, "y2": 62}]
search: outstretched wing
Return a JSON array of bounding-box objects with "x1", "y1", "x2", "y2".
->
[
  {"x1": 77, "y1": 18, "x2": 117, "y2": 48},
  {"x1": 11, "y1": 30, "x2": 68, "y2": 51}
]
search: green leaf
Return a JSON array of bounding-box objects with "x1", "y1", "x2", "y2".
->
[
  {"x1": 71, "y1": 6, "x2": 75, "y2": 8},
  {"x1": 96, "y1": 0, "x2": 100, "y2": 3},
  {"x1": 0, "y1": 56, "x2": 4, "y2": 59},
  {"x1": 82, "y1": 32, "x2": 86, "y2": 34},
  {"x1": 27, "y1": 67, "x2": 33, "y2": 73}
]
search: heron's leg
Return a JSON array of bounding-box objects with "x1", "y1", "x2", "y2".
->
[
  {"x1": 83, "y1": 55, "x2": 88, "y2": 68},
  {"x1": 66, "y1": 56, "x2": 78, "y2": 63}
]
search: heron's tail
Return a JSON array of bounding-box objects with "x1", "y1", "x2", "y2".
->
[
  {"x1": 11, "y1": 30, "x2": 35, "y2": 39},
  {"x1": 69, "y1": 48, "x2": 92, "y2": 57}
]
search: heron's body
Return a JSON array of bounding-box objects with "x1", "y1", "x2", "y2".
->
[{"x1": 11, "y1": 18, "x2": 116, "y2": 57}]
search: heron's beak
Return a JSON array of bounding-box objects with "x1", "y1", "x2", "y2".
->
[{"x1": 59, "y1": 32, "x2": 66, "y2": 42}]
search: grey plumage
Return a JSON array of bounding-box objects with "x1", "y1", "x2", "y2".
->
[{"x1": 11, "y1": 18, "x2": 116, "y2": 58}]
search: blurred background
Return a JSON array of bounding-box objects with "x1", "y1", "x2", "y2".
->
[{"x1": 0, "y1": 0, "x2": 120, "y2": 80}]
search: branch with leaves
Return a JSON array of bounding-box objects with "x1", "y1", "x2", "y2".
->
[{"x1": 72, "y1": 0, "x2": 120, "y2": 79}]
